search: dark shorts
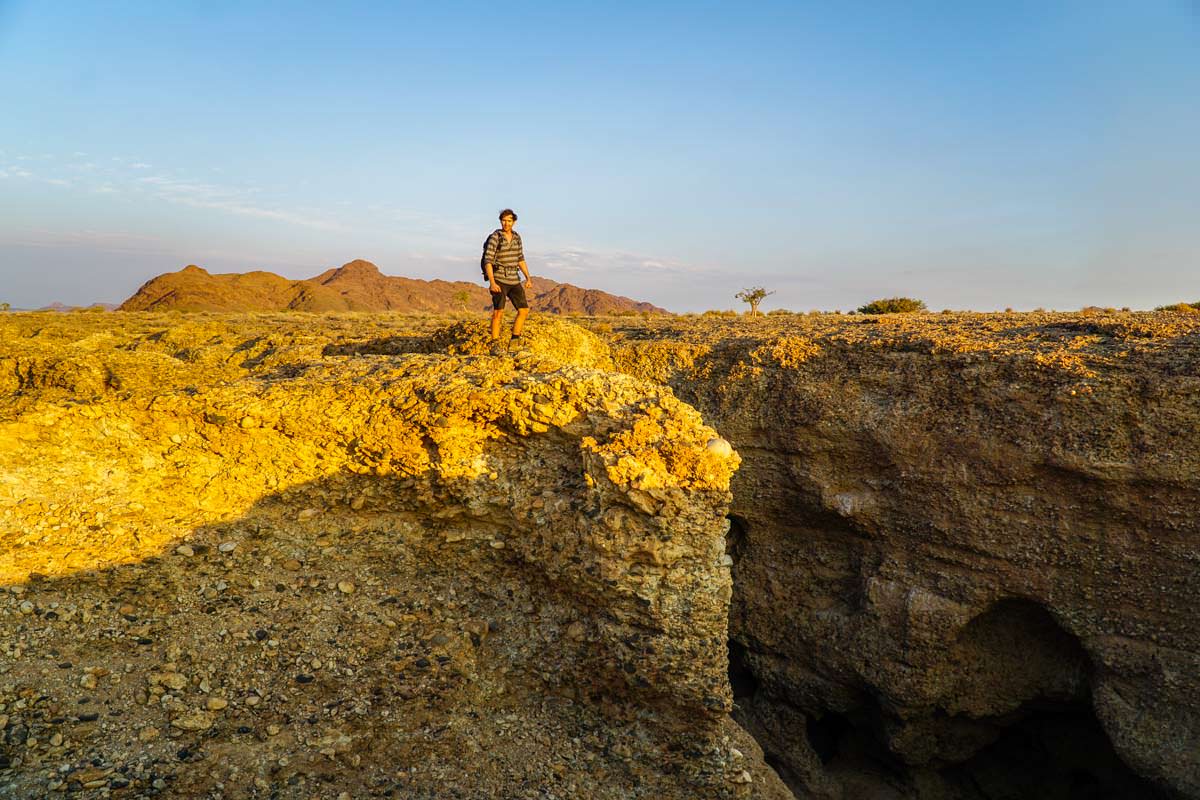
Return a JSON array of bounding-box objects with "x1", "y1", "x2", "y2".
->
[{"x1": 491, "y1": 282, "x2": 528, "y2": 310}]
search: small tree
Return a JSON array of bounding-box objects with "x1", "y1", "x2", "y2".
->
[
  {"x1": 453, "y1": 289, "x2": 471, "y2": 312},
  {"x1": 857, "y1": 297, "x2": 927, "y2": 314},
  {"x1": 736, "y1": 286, "x2": 775, "y2": 317},
  {"x1": 0, "y1": 302, "x2": 9, "y2": 312}
]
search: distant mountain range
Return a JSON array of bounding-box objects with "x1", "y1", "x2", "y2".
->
[{"x1": 116, "y1": 261, "x2": 668, "y2": 315}]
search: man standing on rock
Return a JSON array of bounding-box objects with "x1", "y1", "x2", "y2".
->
[{"x1": 483, "y1": 209, "x2": 533, "y2": 350}]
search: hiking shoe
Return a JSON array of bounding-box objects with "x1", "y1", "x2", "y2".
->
[{"x1": 487, "y1": 340, "x2": 505, "y2": 357}]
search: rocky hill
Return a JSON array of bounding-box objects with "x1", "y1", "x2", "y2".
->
[{"x1": 117, "y1": 261, "x2": 667, "y2": 315}]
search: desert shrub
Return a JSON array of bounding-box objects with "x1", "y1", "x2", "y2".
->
[
  {"x1": 768, "y1": 308, "x2": 793, "y2": 316},
  {"x1": 1154, "y1": 301, "x2": 1200, "y2": 313},
  {"x1": 857, "y1": 297, "x2": 927, "y2": 314},
  {"x1": 702, "y1": 309, "x2": 738, "y2": 318}
]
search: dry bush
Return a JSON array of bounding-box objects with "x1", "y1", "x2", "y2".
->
[
  {"x1": 1155, "y1": 302, "x2": 1200, "y2": 314},
  {"x1": 858, "y1": 297, "x2": 927, "y2": 314}
]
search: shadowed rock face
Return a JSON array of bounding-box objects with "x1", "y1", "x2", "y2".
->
[
  {"x1": 0, "y1": 314, "x2": 788, "y2": 799},
  {"x1": 607, "y1": 311, "x2": 1200, "y2": 799}
]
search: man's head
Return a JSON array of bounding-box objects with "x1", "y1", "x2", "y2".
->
[{"x1": 499, "y1": 209, "x2": 517, "y2": 232}]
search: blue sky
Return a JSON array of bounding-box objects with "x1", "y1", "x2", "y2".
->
[{"x1": 1, "y1": 1, "x2": 1198, "y2": 312}]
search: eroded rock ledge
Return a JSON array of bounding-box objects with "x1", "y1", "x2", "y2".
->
[
  {"x1": 0, "y1": 314, "x2": 789, "y2": 799},
  {"x1": 607, "y1": 311, "x2": 1200, "y2": 800}
]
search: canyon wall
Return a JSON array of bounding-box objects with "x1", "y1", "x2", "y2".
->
[{"x1": 612, "y1": 312, "x2": 1200, "y2": 799}]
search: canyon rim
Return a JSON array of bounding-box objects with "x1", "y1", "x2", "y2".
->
[{"x1": 0, "y1": 309, "x2": 1197, "y2": 799}]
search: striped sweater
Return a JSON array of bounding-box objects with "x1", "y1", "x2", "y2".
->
[{"x1": 484, "y1": 230, "x2": 525, "y2": 285}]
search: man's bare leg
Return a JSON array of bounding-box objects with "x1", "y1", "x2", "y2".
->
[
  {"x1": 491, "y1": 309, "x2": 504, "y2": 340},
  {"x1": 512, "y1": 308, "x2": 529, "y2": 337}
]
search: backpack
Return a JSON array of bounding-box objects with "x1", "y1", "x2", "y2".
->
[{"x1": 480, "y1": 230, "x2": 520, "y2": 282}]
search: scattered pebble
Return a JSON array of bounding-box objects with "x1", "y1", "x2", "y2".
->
[{"x1": 171, "y1": 710, "x2": 215, "y2": 731}]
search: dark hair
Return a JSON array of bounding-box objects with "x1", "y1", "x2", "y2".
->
[{"x1": 498, "y1": 208, "x2": 517, "y2": 222}]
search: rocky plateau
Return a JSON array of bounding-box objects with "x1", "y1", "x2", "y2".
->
[{"x1": 1, "y1": 308, "x2": 1197, "y2": 799}]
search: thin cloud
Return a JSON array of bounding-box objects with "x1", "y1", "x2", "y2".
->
[
  {"x1": 130, "y1": 162, "x2": 152, "y2": 169},
  {"x1": 135, "y1": 174, "x2": 347, "y2": 232},
  {"x1": 170, "y1": 195, "x2": 347, "y2": 232},
  {"x1": 539, "y1": 246, "x2": 711, "y2": 277},
  {"x1": 2, "y1": 228, "x2": 172, "y2": 254}
]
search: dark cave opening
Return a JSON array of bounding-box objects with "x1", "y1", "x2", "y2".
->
[
  {"x1": 727, "y1": 638, "x2": 760, "y2": 701},
  {"x1": 805, "y1": 710, "x2": 853, "y2": 765},
  {"x1": 938, "y1": 702, "x2": 1172, "y2": 800},
  {"x1": 730, "y1": 596, "x2": 1178, "y2": 799},
  {"x1": 725, "y1": 514, "x2": 748, "y2": 564},
  {"x1": 784, "y1": 695, "x2": 1174, "y2": 800}
]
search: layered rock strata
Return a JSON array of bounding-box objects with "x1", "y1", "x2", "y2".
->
[
  {"x1": 609, "y1": 311, "x2": 1200, "y2": 799},
  {"x1": 0, "y1": 314, "x2": 788, "y2": 799}
]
